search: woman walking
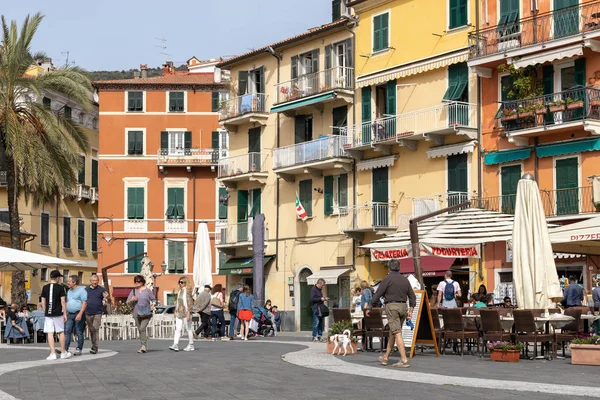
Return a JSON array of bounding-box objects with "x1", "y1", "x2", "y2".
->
[
  {"x1": 210, "y1": 284, "x2": 226, "y2": 341},
  {"x1": 237, "y1": 285, "x2": 254, "y2": 341},
  {"x1": 127, "y1": 275, "x2": 155, "y2": 353},
  {"x1": 169, "y1": 277, "x2": 195, "y2": 352}
]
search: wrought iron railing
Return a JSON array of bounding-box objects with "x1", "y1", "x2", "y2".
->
[
  {"x1": 273, "y1": 135, "x2": 350, "y2": 169},
  {"x1": 469, "y1": 1, "x2": 600, "y2": 59},
  {"x1": 496, "y1": 87, "x2": 600, "y2": 133},
  {"x1": 217, "y1": 220, "x2": 268, "y2": 244},
  {"x1": 411, "y1": 192, "x2": 470, "y2": 217},
  {"x1": 274, "y1": 66, "x2": 354, "y2": 105},
  {"x1": 219, "y1": 93, "x2": 267, "y2": 120},
  {"x1": 157, "y1": 148, "x2": 220, "y2": 165},
  {"x1": 338, "y1": 202, "x2": 398, "y2": 232},
  {"x1": 218, "y1": 152, "x2": 267, "y2": 178}
]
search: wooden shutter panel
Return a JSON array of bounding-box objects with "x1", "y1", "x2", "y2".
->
[
  {"x1": 250, "y1": 188, "x2": 261, "y2": 217},
  {"x1": 332, "y1": 0, "x2": 341, "y2": 21},
  {"x1": 258, "y1": 67, "x2": 265, "y2": 94},
  {"x1": 63, "y1": 217, "x2": 71, "y2": 248},
  {"x1": 459, "y1": 0, "x2": 468, "y2": 26},
  {"x1": 168, "y1": 241, "x2": 176, "y2": 272},
  {"x1": 324, "y1": 175, "x2": 334, "y2": 215},
  {"x1": 381, "y1": 13, "x2": 389, "y2": 49},
  {"x1": 176, "y1": 242, "x2": 185, "y2": 273},
  {"x1": 78, "y1": 220, "x2": 85, "y2": 250},
  {"x1": 128, "y1": 132, "x2": 135, "y2": 155},
  {"x1": 237, "y1": 190, "x2": 248, "y2": 222},
  {"x1": 449, "y1": 0, "x2": 458, "y2": 28},
  {"x1": 362, "y1": 87, "x2": 371, "y2": 122},
  {"x1": 238, "y1": 71, "x2": 248, "y2": 95},
  {"x1": 542, "y1": 65, "x2": 554, "y2": 123},
  {"x1": 135, "y1": 132, "x2": 143, "y2": 153},
  {"x1": 346, "y1": 38, "x2": 354, "y2": 68},
  {"x1": 373, "y1": 15, "x2": 381, "y2": 51},
  {"x1": 295, "y1": 115, "x2": 307, "y2": 144},
  {"x1": 136, "y1": 188, "x2": 144, "y2": 219},
  {"x1": 312, "y1": 49, "x2": 319, "y2": 73},
  {"x1": 175, "y1": 188, "x2": 185, "y2": 219},
  {"x1": 291, "y1": 56, "x2": 298, "y2": 80},
  {"x1": 325, "y1": 45, "x2": 332, "y2": 86},
  {"x1": 92, "y1": 159, "x2": 98, "y2": 188},
  {"x1": 339, "y1": 173, "x2": 348, "y2": 208},
  {"x1": 218, "y1": 187, "x2": 228, "y2": 220},
  {"x1": 78, "y1": 156, "x2": 86, "y2": 184},
  {"x1": 184, "y1": 131, "x2": 192, "y2": 150},
  {"x1": 248, "y1": 127, "x2": 261, "y2": 153},
  {"x1": 300, "y1": 180, "x2": 313, "y2": 217},
  {"x1": 166, "y1": 188, "x2": 175, "y2": 219},
  {"x1": 127, "y1": 188, "x2": 137, "y2": 219},
  {"x1": 127, "y1": 242, "x2": 136, "y2": 273},
  {"x1": 91, "y1": 222, "x2": 97, "y2": 252},
  {"x1": 212, "y1": 92, "x2": 219, "y2": 112},
  {"x1": 575, "y1": 58, "x2": 586, "y2": 87},
  {"x1": 161, "y1": 131, "x2": 168, "y2": 150},
  {"x1": 386, "y1": 79, "x2": 396, "y2": 115},
  {"x1": 212, "y1": 131, "x2": 220, "y2": 149}
]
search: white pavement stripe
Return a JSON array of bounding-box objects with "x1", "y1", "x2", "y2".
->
[{"x1": 279, "y1": 341, "x2": 596, "y2": 398}]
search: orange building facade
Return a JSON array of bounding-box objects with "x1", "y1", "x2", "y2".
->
[
  {"x1": 469, "y1": 0, "x2": 600, "y2": 296},
  {"x1": 94, "y1": 59, "x2": 228, "y2": 305}
]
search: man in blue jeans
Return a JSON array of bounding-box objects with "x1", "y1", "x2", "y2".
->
[
  {"x1": 65, "y1": 275, "x2": 88, "y2": 356},
  {"x1": 310, "y1": 278, "x2": 329, "y2": 342},
  {"x1": 228, "y1": 283, "x2": 243, "y2": 339}
]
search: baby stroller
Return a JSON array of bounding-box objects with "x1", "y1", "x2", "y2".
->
[{"x1": 248, "y1": 306, "x2": 275, "y2": 337}]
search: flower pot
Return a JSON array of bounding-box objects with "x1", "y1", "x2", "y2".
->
[
  {"x1": 490, "y1": 349, "x2": 520, "y2": 362},
  {"x1": 518, "y1": 111, "x2": 534, "y2": 118},
  {"x1": 591, "y1": 99, "x2": 600, "y2": 107},
  {"x1": 535, "y1": 107, "x2": 547, "y2": 115},
  {"x1": 567, "y1": 101, "x2": 584, "y2": 110},
  {"x1": 549, "y1": 105, "x2": 565, "y2": 113},
  {"x1": 326, "y1": 340, "x2": 358, "y2": 355},
  {"x1": 571, "y1": 344, "x2": 600, "y2": 366},
  {"x1": 500, "y1": 114, "x2": 518, "y2": 121}
]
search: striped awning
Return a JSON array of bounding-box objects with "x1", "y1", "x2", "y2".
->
[
  {"x1": 427, "y1": 140, "x2": 477, "y2": 159},
  {"x1": 553, "y1": 253, "x2": 585, "y2": 259},
  {"x1": 356, "y1": 50, "x2": 469, "y2": 88}
]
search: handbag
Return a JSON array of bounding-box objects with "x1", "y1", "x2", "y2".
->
[
  {"x1": 134, "y1": 289, "x2": 152, "y2": 319},
  {"x1": 210, "y1": 294, "x2": 223, "y2": 309},
  {"x1": 317, "y1": 303, "x2": 330, "y2": 318}
]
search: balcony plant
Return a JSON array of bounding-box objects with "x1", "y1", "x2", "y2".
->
[
  {"x1": 566, "y1": 97, "x2": 584, "y2": 110},
  {"x1": 500, "y1": 108, "x2": 518, "y2": 121},
  {"x1": 326, "y1": 320, "x2": 358, "y2": 355},
  {"x1": 570, "y1": 333, "x2": 600, "y2": 366},
  {"x1": 534, "y1": 101, "x2": 548, "y2": 115},
  {"x1": 547, "y1": 100, "x2": 566, "y2": 113},
  {"x1": 517, "y1": 104, "x2": 534, "y2": 118},
  {"x1": 487, "y1": 341, "x2": 523, "y2": 362}
]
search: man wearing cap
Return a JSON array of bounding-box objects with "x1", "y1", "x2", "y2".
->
[
  {"x1": 40, "y1": 270, "x2": 71, "y2": 360},
  {"x1": 367, "y1": 259, "x2": 416, "y2": 368},
  {"x1": 193, "y1": 285, "x2": 212, "y2": 339}
]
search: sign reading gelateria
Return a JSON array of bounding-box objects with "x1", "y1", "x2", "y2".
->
[{"x1": 370, "y1": 244, "x2": 480, "y2": 261}]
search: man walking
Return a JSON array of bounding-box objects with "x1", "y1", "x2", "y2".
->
[
  {"x1": 437, "y1": 271, "x2": 461, "y2": 308},
  {"x1": 64, "y1": 275, "x2": 88, "y2": 356},
  {"x1": 592, "y1": 283, "x2": 600, "y2": 311},
  {"x1": 41, "y1": 270, "x2": 70, "y2": 360},
  {"x1": 367, "y1": 259, "x2": 416, "y2": 368},
  {"x1": 228, "y1": 283, "x2": 243, "y2": 339},
  {"x1": 193, "y1": 285, "x2": 212, "y2": 339},
  {"x1": 562, "y1": 275, "x2": 584, "y2": 308},
  {"x1": 85, "y1": 274, "x2": 108, "y2": 354},
  {"x1": 310, "y1": 278, "x2": 329, "y2": 342}
]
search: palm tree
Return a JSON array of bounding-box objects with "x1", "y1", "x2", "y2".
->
[{"x1": 0, "y1": 13, "x2": 92, "y2": 307}]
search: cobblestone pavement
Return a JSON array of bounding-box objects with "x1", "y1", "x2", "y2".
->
[{"x1": 0, "y1": 335, "x2": 592, "y2": 400}]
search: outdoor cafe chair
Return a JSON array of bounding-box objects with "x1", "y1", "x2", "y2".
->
[
  {"x1": 429, "y1": 308, "x2": 443, "y2": 351},
  {"x1": 440, "y1": 308, "x2": 480, "y2": 356},
  {"x1": 363, "y1": 308, "x2": 388, "y2": 352},
  {"x1": 479, "y1": 309, "x2": 513, "y2": 355},
  {"x1": 513, "y1": 310, "x2": 555, "y2": 360},
  {"x1": 554, "y1": 308, "x2": 582, "y2": 358}
]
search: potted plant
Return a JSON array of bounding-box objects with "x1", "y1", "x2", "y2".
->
[
  {"x1": 571, "y1": 333, "x2": 600, "y2": 366},
  {"x1": 534, "y1": 102, "x2": 548, "y2": 115},
  {"x1": 500, "y1": 108, "x2": 518, "y2": 121},
  {"x1": 566, "y1": 97, "x2": 584, "y2": 110},
  {"x1": 590, "y1": 97, "x2": 600, "y2": 107},
  {"x1": 517, "y1": 105, "x2": 534, "y2": 118},
  {"x1": 548, "y1": 100, "x2": 566, "y2": 113},
  {"x1": 326, "y1": 320, "x2": 358, "y2": 355},
  {"x1": 487, "y1": 341, "x2": 523, "y2": 362}
]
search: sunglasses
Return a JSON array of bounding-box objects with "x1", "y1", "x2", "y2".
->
[
  {"x1": 134, "y1": 280, "x2": 142, "y2": 283},
  {"x1": 179, "y1": 281, "x2": 185, "y2": 284}
]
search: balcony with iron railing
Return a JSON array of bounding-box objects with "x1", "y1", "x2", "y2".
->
[
  {"x1": 219, "y1": 93, "x2": 268, "y2": 132},
  {"x1": 272, "y1": 66, "x2": 354, "y2": 113},
  {"x1": 496, "y1": 87, "x2": 600, "y2": 146},
  {"x1": 272, "y1": 135, "x2": 353, "y2": 180},
  {"x1": 338, "y1": 202, "x2": 398, "y2": 240},
  {"x1": 342, "y1": 102, "x2": 477, "y2": 152},
  {"x1": 217, "y1": 152, "x2": 269, "y2": 188},
  {"x1": 216, "y1": 220, "x2": 269, "y2": 255},
  {"x1": 156, "y1": 148, "x2": 220, "y2": 169},
  {"x1": 411, "y1": 192, "x2": 471, "y2": 217},
  {"x1": 469, "y1": 2, "x2": 600, "y2": 64},
  {"x1": 473, "y1": 186, "x2": 597, "y2": 218}
]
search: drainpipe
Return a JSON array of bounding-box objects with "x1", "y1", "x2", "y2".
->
[
  {"x1": 55, "y1": 194, "x2": 59, "y2": 258},
  {"x1": 534, "y1": 137, "x2": 539, "y2": 181},
  {"x1": 193, "y1": 169, "x2": 197, "y2": 243},
  {"x1": 476, "y1": 0, "x2": 483, "y2": 201}
]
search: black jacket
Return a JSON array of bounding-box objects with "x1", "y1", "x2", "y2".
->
[{"x1": 310, "y1": 285, "x2": 324, "y2": 309}]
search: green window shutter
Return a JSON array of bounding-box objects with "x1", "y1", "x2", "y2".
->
[
  {"x1": 294, "y1": 115, "x2": 307, "y2": 144},
  {"x1": 175, "y1": 188, "x2": 185, "y2": 219},
  {"x1": 238, "y1": 71, "x2": 248, "y2": 95},
  {"x1": 212, "y1": 92, "x2": 219, "y2": 112},
  {"x1": 556, "y1": 158, "x2": 578, "y2": 189},
  {"x1": 339, "y1": 173, "x2": 348, "y2": 207},
  {"x1": 63, "y1": 217, "x2": 71, "y2": 249},
  {"x1": 386, "y1": 79, "x2": 396, "y2": 115},
  {"x1": 447, "y1": 154, "x2": 468, "y2": 193},
  {"x1": 128, "y1": 241, "x2": 144, "y2": 273},
  {"x1": 444, "y1": 63, "x2": 468, "y2": 101},
  {"x1": 501, "y1": 75, "x2": 515, "y2": 102},
  {"x1": 237, "y1": 190, "x2": 249, "y2": 222},
  {"x1": 168, "y1": 241, "x2": 176, "y2": 272},
  {"x1": 450, "y1": 0, "x2": 467, "y2": 29},
  {"x1": 127, "y1": 187, "x2": 137, "y2": 219},
  {"x1": 91, "y1": 222, "x2": 97, "y2": 252},
  {"x1": 325, "y1": 45, "x2": 332, "y2": 70},
  {"x1": 212, "y1": 131, "x2": 220, "y2": 149},
  {"x1": 166, "y1": 188, "x2": 176, "y2": 219},
  {"x1": 135, "y1": 187, "x2": 144, "y2": 219},
  {"x1": 324, "y1": 175, "x2": 334, "y2": 215},
  {"x1": 332, "y1": 0, "x2": 341, "y2": 21},
  {"x1": 248, "y1": 127, "x2": 261, "y2": 153},
  {"x1": 501, "y1": 165, "x2": 521, "y2": 196},
  {"x1": 161, "y1": 131, "x2": 168, "y2": 150},
  {"x1": 574, "y1": 58, "x2": 586, "y2": 86},
  {"x1": 291, "y1": 56, "x2": 298, "y2": 80},
  {"x1": 78, "y1": 156, "x2": 86, "y2": 184},
  {"x1": 458, "y1": 0, "x2": 468, "y2": 27},
  {"x1": 332, "y1": 105, "x2": 348, "y2": 135},
  {"x1": 128, "y1": 132, "x2": 136, "y2": 155},
  {"x1": 218, "y1": 187, "x2": 228, "y2": 220},
  {"x1": 362, "y1": 87, "x2": 371, "y2": 122},
  {"x1": 78, "y1": 220, "x2": 85, "y2": 251},
  {"x1": 381, "y1": 13, "x2": 389, "y2": 50},
  {"x1": 135, "y1": 131, "x2": 143, "y2": 154},
  {"x1": 449, "y1": 0, "x2": 458, "y2": 29},
  {"x1": 258, "y1": 67, "x2": 265, "y2": 95},
  {"x1": 174, "y1": 241, "x2": 185, "y2": 273},
  {"x1": 184, "y1": 131, "x2": 192, "y2": 150},
  {"x1": 373, "y1": 14, "x2": 381, "y2": 52},
  {"x1": 312, "y1": 49, "x2": 320, "y2": 73},
  {"x1": 250, "y1": 188, "x2": 261, "y2": 217},
  {"x1": 299, "y1": 179, "x2": 313, "y2": 217},
  {"x1": 542, "y1": 65, "x2": 554, "y2": 95},
  {"x1": 372, "y1": 167, "x2": 389, "y2": 203},
  {"x1": 91, "y1": 159, "x2": 98, "y2": 188}
]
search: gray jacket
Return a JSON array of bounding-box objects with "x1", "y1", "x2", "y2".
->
[
  {"x1": 195, "y1": 290, "x2": 211, "y2": 315},
  {"x1": 593, "y1": 287, "x2": 600, "y2": 308}
]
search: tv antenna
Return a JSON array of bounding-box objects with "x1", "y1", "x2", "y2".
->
[
  {"x1": 154, "y1": 37, "x2": 171, "y2": 57},
  {"x1": 61, "y1": 51, "x2": 75, "y2": 67}
]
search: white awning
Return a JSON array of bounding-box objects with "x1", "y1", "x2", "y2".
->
[
  {"x1": 357, "y1": 155, "x2": 397, "y2": 171},
  {"x1": 356, "y1": 50, "x2": 469, "y2": 89},
  {"x1": 427, "y1": 140, "x2": 477, "y2": 159},
  {"x1": 306, "y1": 268, "x2": 350, "y2": 285},
  {"x1": 549, "y1": 217, "x2": 600, "y2": 255},
  {"x1": 0, "y1": 247, "x2": 79, "y2": 271},
  {"x1": 553, "y1": 253, "x2": 585, "y2": 259},
  {"x1": 510, "y1": 44, "x2": 583, "y2": 69}
]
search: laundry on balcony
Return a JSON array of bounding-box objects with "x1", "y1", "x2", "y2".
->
[{"x1": 240, "y1": 94, "x2": 255, "y2": 114}]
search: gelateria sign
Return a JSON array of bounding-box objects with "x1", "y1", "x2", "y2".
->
[{"x1": 370, "y1": 244, "x2": 480, "y2": 261}]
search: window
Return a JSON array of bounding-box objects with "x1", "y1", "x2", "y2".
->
[
  {"x1": 42, "y1": 97, "x2": 51, "y2": 109},
  {"x1": 79, "y1": 112, "x2": 84, "y2": 125},
  {"x1": 63, "y1": 217, "x2": 71, "y2": 249},
  {"x1": 324, "y1": 174, "x2": 348, "y2": 215},
  {"x1": 0, "y1": 211, "x2": 8, "y2": 224},
  {"x1": 447, "y1": 154, "x2": 468, "y2": 208},
  {"x1": 556, "y1": 157, "x2": 579, "y2": 215},
  {"x1": 294, "y1": 115, "x2": 313, "y2": 144},
  {"x1": 299, "y1": 180, "x2": 313, "y2": 217},
  {"x1": 449, "y1": 0, "x2": 468, "y2": 29},
  {"x1": 64, "y1": 105, "x2": 72, "y2": 119},
  {"x1": 501, "y1": 165, "x2": 521, "y2": 214},
  {"x1": 127, "y1": 187, "x2": 145, "y2": 219},
  {"x1": 332, "y1": 106, "x2": 348, "y2": 135},
  {"x1": 92, "y1": 118, "x2": 98, "y2": 130},
  {"x1": 78, "y1": 156, "x2": 86, "y2": 185},
  {"x1": 212, "y1": 92, "x2": 220, "y2": 112},
  {"x1": 78, "y1": 271, "x2": 84, "y2": 283},
  {"x1": 166, "y1": 187, "x2": 185, "y2": 219},
  {"x1": 40, "y1": 268, "x2": 48, "y2": 281},
  {"x1": 373, "y1": 12, "x2": 389, "y2": 52},
  {"x1": 167, "y1": 241, "x2": 185, "y2": 273},
  {"x1": 41, "y1": 212, "x2": 50, "y2": 246},
  {"x1": 237, "y1": 68, "x2": 265, "y2": 95},
  {"x1": 497, "y1": 0, "x2": 519, "y2": 37},
  {"x1": 443, "y1": 63, "x2": 469, "y2": 102},
  {"x1": 332, "y1": 0, "x2": 348, "y2": 21},
  {"x1": 127, "y1": 131, "x2": 144, "y2": 155},
  {"x1": 127, "y1": 241, "x2": 145, "y2": 273},
  {"x1": 77, "y1": 220, "x2": 85, "y2": 251},
  {"x1": 91, "y1": 221, "x2": 98, "y2": 252},
  {"x1": 169, "y1": 91, "x2": 185, "y2": 112},
  {"x1": 160, "y1": 131, "x2": 191, "y2": 155},
  {"x1": 91, "y1": 159, "x2": 98, "y2": 188},
  {"x1": 218, "y1": 187, "x2": 228, "y2": 220},
  {"x1": 127, "y1": 91, "x2": 143, "y2": 112},
  {"x1": 63, "y1": 269, "x2": 70, "y2": 279},
  {"x1": 166, "y1": 294, "x2": 177, "y2": 305}
]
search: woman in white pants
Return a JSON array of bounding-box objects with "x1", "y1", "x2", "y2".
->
[{"x1": 169, "y1": 277, "x2": 195, "y2": 352}]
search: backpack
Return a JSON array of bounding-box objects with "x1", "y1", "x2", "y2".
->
[
  {"x1": 228, "y1": 290, "x2": 241, "y2": 311},
  {"x1": 444, "y1": 280, "x2": 456, "y2": 301}
]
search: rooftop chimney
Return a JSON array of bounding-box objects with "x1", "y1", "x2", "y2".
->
[
  {"x1": 162, "y1": 61, "x2": 175, "y2": 75},
  {"x1": 140, "y1": 64, "x2": 148, "y2": 79},
  {"x1": 133, "y1": 70, "x2": 140, "y2": 79}
]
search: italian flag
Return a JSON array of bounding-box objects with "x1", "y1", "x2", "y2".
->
[{"x1": 295, "y1": 193, "x2": 308, "y2": 221}]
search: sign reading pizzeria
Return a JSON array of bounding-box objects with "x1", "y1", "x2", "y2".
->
[{"x1": 370, "y1": 244, "x2": 481, "y2": 261}]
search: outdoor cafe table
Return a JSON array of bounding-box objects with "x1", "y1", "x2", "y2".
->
[{"x1": 459, "y1": 314, "x2": 576, "y2": 332}]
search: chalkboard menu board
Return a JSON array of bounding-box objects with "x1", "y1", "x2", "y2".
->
[{"x1": 401, "y1": 290, "x2": 439, "y2": 358}]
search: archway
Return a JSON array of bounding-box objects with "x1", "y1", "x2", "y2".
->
[{"x1": 297, "y1": 266, "x2": 313, "y2": 331}]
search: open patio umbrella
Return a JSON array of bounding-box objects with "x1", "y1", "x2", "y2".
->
[
  {"x1": 512, "y1": 175, "x2": 563, "y2": 309},
  {"x1": 0, "y1": 247, "x2": 79, "y2": 271},
  {"x1": 193, "y1": 222, "x2": 212, "y2": 289}
]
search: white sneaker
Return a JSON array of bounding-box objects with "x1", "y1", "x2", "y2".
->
[
  {"x1": 60, "y1": 352, "x2": 72, "y2": 359},
  {"x1": 46, "y1": 353, "x2": 57, "y2": 360},
  {"x1": 183, "y1": 345, "x2": 195, "y2": 352},
  {"x1": 169, "y1": 344, "x2": 179, "y2": 352}
]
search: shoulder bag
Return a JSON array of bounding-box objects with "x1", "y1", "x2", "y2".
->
[
  {"x1": 135, "y1": 289, "x2": 153, "y2": 319},
  {"x1": 210, "y1": 293, "x2": 223, "y2": 309}
]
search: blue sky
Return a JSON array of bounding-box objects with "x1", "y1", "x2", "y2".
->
[{"x1": 2, "y1": 0, "x2": 332, "y2": 71}]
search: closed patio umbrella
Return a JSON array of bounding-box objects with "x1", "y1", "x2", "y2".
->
[
  {"x1": 193, "y1": 222, "x2": 212, "y2": 289},
  {"x1": 512, "y1": 175, "x2": 563, "y2": 309}
]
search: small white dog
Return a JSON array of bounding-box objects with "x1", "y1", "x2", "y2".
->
[{"x1": 329, "y1": 329, "x2": 354, "y2": 356}]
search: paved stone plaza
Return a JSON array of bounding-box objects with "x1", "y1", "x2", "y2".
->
[{"x1": 0, "y1": 334, "x2": 595, "y2": 400}]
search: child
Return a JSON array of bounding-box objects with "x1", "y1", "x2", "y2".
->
[
  {"x1": 472, "y1": 294, "x2": 487, "y2": 309},
  {"x1": 271, "y1": 305, "x2": 281, "y2": 332},
  {"x1": 351, "y1": 287, "x2": 363, "y2": 329}
]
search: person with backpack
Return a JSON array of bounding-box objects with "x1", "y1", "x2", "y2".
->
[
  {"x1": 227, "y1": 283, "x2": 243, "y2": 340},
  {"x1": 437, "y1": 271, "x2": 461, "y2": 308}
]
